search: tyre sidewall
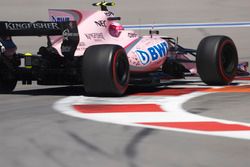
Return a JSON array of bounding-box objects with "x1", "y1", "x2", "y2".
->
[
  {"x1": 217, "y1": 39, "x2": 238, "y2": 83},
  {"x1": 111, "y1": 48, "x2": 129, "y2": 93}
]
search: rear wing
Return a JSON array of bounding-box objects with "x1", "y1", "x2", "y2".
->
[
  {"x1": 0, "y1": 21, "x2": 78, "y2": 36},
  {"x1": 0, "y1": 21, "x2": 79, "y2": 58}
]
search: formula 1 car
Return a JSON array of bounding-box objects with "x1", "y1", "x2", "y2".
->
[{"x1": 0, "y1": 2, "x2": 248, "y2": 96}]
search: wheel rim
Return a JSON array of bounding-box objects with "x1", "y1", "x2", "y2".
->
[
  {"x1": 220, "y1": 42, "x2": 237, "y2": 77},
  {"x1": 115, "y1": 52, "x2": 129, "y2": 86}
]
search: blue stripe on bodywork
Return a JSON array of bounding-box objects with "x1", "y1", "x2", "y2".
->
[{"x1": 125, "y1": 37, "x2": 142, "y2": 53}]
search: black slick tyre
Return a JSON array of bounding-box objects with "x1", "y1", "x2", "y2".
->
[
  {"x1": 196, "y1": 36, "x2": 238, "y2": 85},
  {"x1": 0, "y1": 70, "x2": 17, "y2": 94},
  {"x1": 82, "y1": 44, "x2": 129, "y2": 96}
]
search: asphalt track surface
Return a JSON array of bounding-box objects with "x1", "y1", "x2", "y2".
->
[{"x1": 1, "y1": 1, "x2": 250, "y2": 167}]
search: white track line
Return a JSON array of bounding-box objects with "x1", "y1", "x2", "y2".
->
[{"x1": 53, "y1": 87, "x2": 250, "y2": 140}]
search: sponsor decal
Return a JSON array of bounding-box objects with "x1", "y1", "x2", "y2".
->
[
  {"x1": 5, "y1": 22, "x2": 60, "y2": 30},
  {"x1": 85, "y1": 33, "x2": 105, "y2": 40},
  {"x1": 79, "y1": 42, "x2": 85, "y2": 46},
  {"x1": 128, "y1": 33, "x2": 138, "y2": 38},
  {"x1": 135, "y1": 41, "x2": 168, "y2": 65},
  {"x1": 104, "y1": 11, "x2": 114, "y2": 16},
  {"x1": 62, "y1": 29, "x2": 79, "y2": 40},
  {"x1": 95, "y1": 20, "x2": 107, "y2": 27},
  {"x1": 51, "y1": 16, "x2": 70, "y2": 22},
  {"x1": 76, "y1": 42, "x2": 86, "y2": 51},
  {"x1": 76, "y1": 47, "x2": 86, "y2": 51}
]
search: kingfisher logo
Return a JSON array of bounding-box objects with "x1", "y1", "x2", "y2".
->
[
  {"x1": 51, "y1": 16, "x2": 70, "y2": 22},
  {"x1": 136, "y1": 42, "x2": 168, "y2": 65}
]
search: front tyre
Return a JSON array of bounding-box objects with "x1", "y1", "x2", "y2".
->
[
  {"x1": 196, "y1": 36, "x2": 238, "y2": 85},
  {"x1": 82, "y1": 45, "x2": 129, "y2": 96}
]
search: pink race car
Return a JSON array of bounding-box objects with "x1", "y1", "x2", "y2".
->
[{"x1": 0, "y1": 2, "x2": 248, "y2": 96}]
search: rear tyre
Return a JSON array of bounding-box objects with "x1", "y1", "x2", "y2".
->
[
  {"x1": 0, "y1": 68, "x2": 17, "y2": 94},
  {"x1": 0, "y1": 78, "x2": 17, "y2": 94},
  {"x1": 82, "y1": 44, "x2": 129, "y2": 96},
  {"x1": 196, "y1": 36, "x2": 238, "y2": 85}
]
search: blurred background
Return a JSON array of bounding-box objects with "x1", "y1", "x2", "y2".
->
[{"x1": 0, "y1": 1, "x2": 250, "y2": 167}]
